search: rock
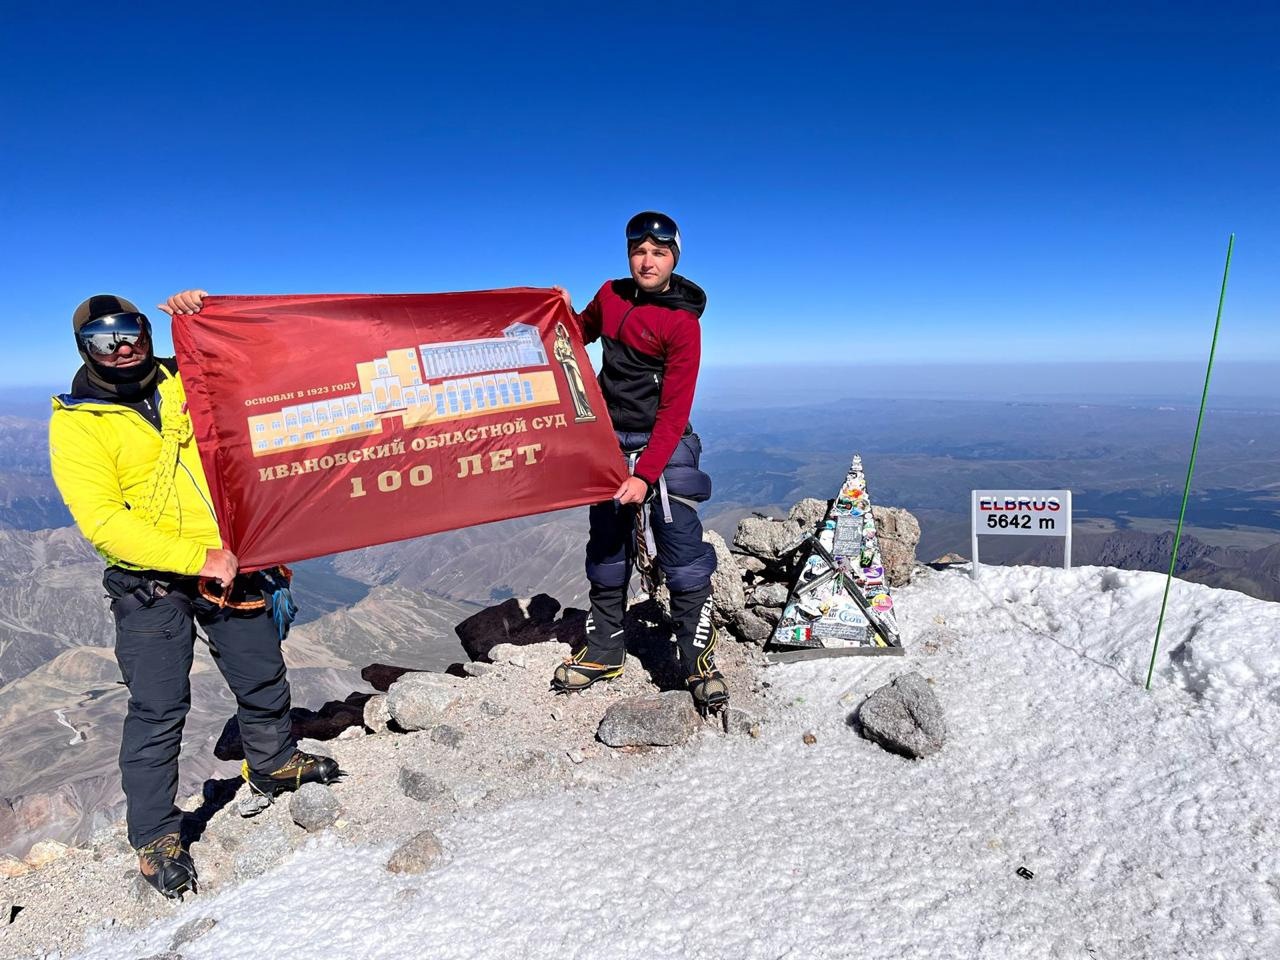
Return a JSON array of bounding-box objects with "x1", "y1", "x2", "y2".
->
[
  {"x1": 751, "y1": 581, "x2": 790, "y2": 607},
  {"x1": 399, "y1": 764, "x2": 454, "y2": 805},
  {"x1": 732, "y1": 516, "x2": 797, "y2": 560},
  {"x1": 337, "y1": 725, "x2": 366, "y2": 740},
  {"x1": 238, "y1": 792, "x2": 272, "y2": 818},
  {"x1": 597, "y1": 691, "x2": 701, "y2": 747},
  {"x1": 233, "y1": 825, "x2": 294, "y2": 880},
  {"x1": 454, "y1": 594, "x2": 567, "y2": 661},
  {"x1": 386, "y1": 829, "x2": 444, "y2": 875},
  {"x1": 705, "y1": 530, "x2": 746, "y2": 621},
  {"x1": 454, "y1": 781, "x2": 488, "y2": 808},
  {"x1": 138, "y1": 954, "x2": 184, "y2": 960},
  {"x1": 480, "y1": 699, "x2": 509, "y2": 718},
  {"x1": 929, "y1": 552, "x2": 968, "y2": 569},
  {"x1": 215, "y1": 695, "x2": 365, "y2": 760},
  {"x1": 170, "y1": 916, "x2": 218, "y2": 949},
  {"x1": 802, "y1": 732, "x2": 817, "y2": 745},
  {"x1": 361, "y1": 663, "x2": 423, "y2": 691},
  {"x1": 363, "y1": 694, "x2": 391, "y2": 734},
  {"x1": 856, "y1": 672, "x2": 946, "y2": 759},
  {"x1": 566, "y1": 747, "x2": 586, "y2": 764},
  {"x1": 430, "y1": 724, "x2": 465, "y2": 749},
  {"x1": 461, "y1": 661, "x2": 498, "y2": 678},
  {"x1": 871, "y1": 506, "x2": 922, "y2": 587},
  {"x1": 729, "y1": 607, "x2": 773, "y2": 644},
  {"x1": 24, "y1": 840, "x2": 70, "y2": 868},
  {"x1": 289, "y1": 782, "x2": 341, "y2": 832},
  {"x1": 734, "y1": 553, "x2": 768, "y2": 575},
  {"x1": 788, "y1": 497, "x2": 830, "y2": 531},
  {"x1": 722, "y1": 707, "x2": 760, "y2": 737},
  {"x1": 1, "y1": 896, "x2": 12, "y2": 925},
  {"x1": 753, "y1": 605, "x2": 783, "y2": 627},
  {"x1": 0, "y1": 855, "x2": 30, "y2": 878},
  {"x1": 386, "y1": 672, "x2": 465, "y2": 731},
  {"x1": 486, "y1": 643, "x2": 529, "y2": 667}
]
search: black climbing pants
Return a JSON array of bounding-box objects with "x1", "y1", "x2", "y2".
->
[
  {"x1": 106, "y1": 569, "x2": 296, "y2": 849},
  {"x1": 582, "y1": 498, "x2": 719, "y2": 676}
]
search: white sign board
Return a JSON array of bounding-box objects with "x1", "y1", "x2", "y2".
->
[{"x1": 970, "y1": 489, "x2": 1072, "y2": 578}]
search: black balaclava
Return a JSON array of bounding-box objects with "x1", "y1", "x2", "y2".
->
[{"x1": 71, "y1": 294, "x2": 159, "y2": 399}]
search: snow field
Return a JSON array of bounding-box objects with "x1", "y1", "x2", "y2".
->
[{"x1": 73, "y1": 565, "x2": 1280, "y2": 960}]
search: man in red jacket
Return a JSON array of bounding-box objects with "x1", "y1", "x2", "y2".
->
[{"x1": 551, "y1": 212, "x2": 726, "y2": 710}]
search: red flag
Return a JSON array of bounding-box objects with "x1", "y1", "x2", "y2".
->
[{"x1": 173, "y1": 289, "x2": 627, "y2": 569}]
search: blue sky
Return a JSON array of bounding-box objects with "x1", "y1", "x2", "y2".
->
[{"x1": 2, "y1": 2, "x2": 1276, "y2": 387}]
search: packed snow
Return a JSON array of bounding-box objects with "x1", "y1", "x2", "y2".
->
[{"x1": 70, "y1": 565, "x2": 1280, "y2": 960}]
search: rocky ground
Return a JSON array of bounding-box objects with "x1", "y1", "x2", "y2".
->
[
  {"x1": 0, "y1": 498, "x2": 923, "y2": 960},
  {"x1": 0, "y1": 606, "x2": 773, "y2": 960}
]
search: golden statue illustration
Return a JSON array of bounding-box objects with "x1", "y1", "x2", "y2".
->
[{"x1": 554, "y1": 322, "x2": 596, "y2": 422}]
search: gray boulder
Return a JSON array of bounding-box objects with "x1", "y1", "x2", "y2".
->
[
  {"x1": 788, "y1": 497, "x2": 830, "y2": 531},
  {"x1": 1, "y1": 896, "x2": 12, "y2": 925},
  {"x1": 386, "y1": 672, "x2": 465, "y2": 731},
  {"x1": 856, "y1": 672, "x2": 946, "y2": 759},
  {"x1": 729, "y1": 607, "x2": 773, "y2": 644},
  {"x1": 751, "y1": 582, "x2": 790, "y2": 607},
  {"x1": 732, "y1": 516, "x2": 797, "y2": 560},
  {"x1": 597, "y1": 691, "x2": 701, "y2": 747},
  {"x1": 734, "y1": 554, "x2": 768, "y2": 575},
  {"x1": 753, "y1": 605, "x2": 783, "y2": 627},
  {"x1": 387, "y1": 829, "x2": 445, "y2": 875},
  {"x1": 289, "y1": 782, "x2": 341, "y2": 832},
  {"x1": 705, "y1": 530, "x2": 746, "y2": 621},
  {"x1": 363, "y1": 694, "x2": 391, "y2": 734},
  {"x1": 871, "y1": 506, "x2": 922, "y2": 587}
]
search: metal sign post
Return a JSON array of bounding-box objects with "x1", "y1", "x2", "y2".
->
[{"x1": 970, "y1": 489, "x2": 1073, "y2": 579}]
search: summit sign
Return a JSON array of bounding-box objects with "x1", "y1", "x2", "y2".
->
[{"x1": 970, "y1": 489, "x2": 1073, "y2": 577}]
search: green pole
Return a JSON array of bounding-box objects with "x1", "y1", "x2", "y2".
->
[{"x1": 1144, "y1": 234, "x2": 1234, "y2": 690}]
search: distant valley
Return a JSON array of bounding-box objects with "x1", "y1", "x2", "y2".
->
[{"x1": 1, "y1": 385, "x2": 1277, "y2": 854}]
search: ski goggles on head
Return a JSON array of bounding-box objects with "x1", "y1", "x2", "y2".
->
[
  {"x1": 625, "y1": 211, "x2": 681, "y2": 250},
  {"x1": 76, "y1": 312, "x2": 149, "y2": 357}
]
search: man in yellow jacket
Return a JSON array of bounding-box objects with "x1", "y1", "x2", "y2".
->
[{"x1": 49, "y1": 294, "x2": 338, "y2": 899}]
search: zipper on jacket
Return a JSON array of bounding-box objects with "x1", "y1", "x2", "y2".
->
[{"x1": 615, "y1": 304, "x2": 637, "y2": 339}]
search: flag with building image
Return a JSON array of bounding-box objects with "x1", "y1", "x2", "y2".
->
[{"x1": 174, "y1": 288, "x2": 628, "y2": 569}]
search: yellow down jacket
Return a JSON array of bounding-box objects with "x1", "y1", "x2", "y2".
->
[{"x1": 49, "y1": 365, "x2": 220, "y2": 575}]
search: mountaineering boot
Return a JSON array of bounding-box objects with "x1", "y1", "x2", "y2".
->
[
  {"x1": 669, "y1": 586, "x2": 729, "y2": 712},
  {"x1": 551, "y1": 583, "x2": 627, "y2": 692},
  {"x1": 244, "y1": 749, "x2": 341, "y2": 798},
  {"x1": 137, "y1": 831, "x2": 197, "y2": 899},
  {"x1": 687, "y1": 669, "x2": 729, "y2": 712}
]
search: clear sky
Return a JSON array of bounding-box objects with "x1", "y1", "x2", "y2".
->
[{"x1": 2, "y1": 2, "x2": 1276, "y2": 387}]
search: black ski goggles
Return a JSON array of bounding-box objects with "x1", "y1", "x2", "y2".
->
[
  {"x1": 77, "y1": 312, "x2": 150, "y2": 357},
  {"x1": 625, "y1": 211, "x2": 681, "y2": 250}
]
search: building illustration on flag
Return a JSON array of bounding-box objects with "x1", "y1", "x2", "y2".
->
[{"x1": 246, "y1": 322, "x2": 559, "y2": 455}]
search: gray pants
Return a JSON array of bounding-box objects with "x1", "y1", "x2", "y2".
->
[{"x1": 107, "y1": 570, "x2": 295, "y2": 848}]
